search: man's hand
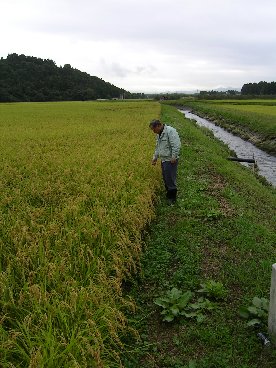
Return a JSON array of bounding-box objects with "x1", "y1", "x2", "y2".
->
[
  {"x1": 170, "y1": 158, "x2": 177, "y2": 164},
  {"x1": 152, "y1": 159, "x2": 157, "y2": 165}
]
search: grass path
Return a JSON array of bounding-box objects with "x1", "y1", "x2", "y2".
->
[{"x1": 122, "y1": 104, "x2": 276, "y2": 368}]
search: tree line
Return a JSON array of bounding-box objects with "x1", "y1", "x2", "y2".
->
[
  {"x1": 2, "y1": 54, "x2": 275, "y2": 102},
  {"x1": 241, "y1": 81, "x2": 276, "y2": 95},
  {"x1": 0, "y1": 53, "x2": 128, "y2": 102}
]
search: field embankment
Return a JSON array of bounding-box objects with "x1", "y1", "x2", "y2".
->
[
  {"x1": 123, "y1": 104, "x2": 276, "y2": 367},
  {"x1": 0, "y1": 101, "x2": 161, "y2": 367},
  {"x1": 164, "y1": 99, "x2": 276, "y2": 155}
]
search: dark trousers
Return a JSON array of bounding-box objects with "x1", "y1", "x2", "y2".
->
[{"x1": 161, "y1": 160, "x2": 178, "y2": 201}]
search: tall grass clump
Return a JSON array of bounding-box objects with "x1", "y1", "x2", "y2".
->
[{"x1": 0, "y1": 101, "x2": 161, "y2": 367}]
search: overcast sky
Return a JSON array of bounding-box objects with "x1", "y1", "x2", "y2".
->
[{"x1": 1, "y1": 0, "x2": 276, "y2": 93}]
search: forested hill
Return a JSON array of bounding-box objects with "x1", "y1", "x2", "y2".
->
[{"x1": 0, "y1": 53, "x2": 126, "y2": 102}]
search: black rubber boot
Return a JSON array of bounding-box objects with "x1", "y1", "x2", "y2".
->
[{"x1": 167, "y1": 189, "x2": 177, "y2": 205}]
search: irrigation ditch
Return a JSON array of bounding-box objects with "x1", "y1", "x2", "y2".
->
[{"x1": 180, "y1": 109, "x2": 276, "y2": 187}]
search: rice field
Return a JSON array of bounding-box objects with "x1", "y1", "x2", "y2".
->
[{"x1": 0, "y1": 101, "x2": 161, "y2": 367}]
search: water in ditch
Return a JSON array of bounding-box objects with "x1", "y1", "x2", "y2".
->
[{"x1": 180, "y1": 109, "x2": 276, "y2": 187}]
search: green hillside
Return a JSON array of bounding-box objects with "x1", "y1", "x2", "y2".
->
[{"x1": 0, "y1": 53, "x2": 126, "y2": 102}]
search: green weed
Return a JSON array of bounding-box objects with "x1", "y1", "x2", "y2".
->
[{"x1": 239, "y1": 297, "x2": 269, "y2": 327}]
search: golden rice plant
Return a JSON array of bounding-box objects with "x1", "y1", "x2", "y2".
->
[{"x1": 0, "y1": 101, "x2": 161, "y2": 367}]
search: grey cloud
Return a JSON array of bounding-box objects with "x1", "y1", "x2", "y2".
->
[
  {"x1": 102, "y1": 62, "x2": 131, "y2": 78},
  {"x1": 2, "y1": 0, "x2": 276, "y2": 92},
  {"x1": 100, "y1": 60, "x2": 157, "y2": 79}
]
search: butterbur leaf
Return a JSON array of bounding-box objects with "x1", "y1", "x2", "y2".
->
[
  {"x1": 239, "y1": 307, "x2": 250, "y2": 319},
  {"x1": 181, "y1": 311, "x2": 198, "y2": 318},
  {"x1": 247, "y1": 306, "x2": 258, "y2": 315},
  {"x1": 154, "y1": 298, "x2": 169, "y2": 308},
  {"x1": 168, "y1": 287, "x2": 182, "y2": 300},
  {"x1": 252, "y1": 297, "x2": 262, "y2": 308},
  {"x1": 160, "y1": 297, "x2": 171, "y2": 303},
  {"x1": 178, "y1": 291, "x2": 194, "y2": 309},
  {"x1": 261, "y1": 298, "x2": 269, "y2": 311},
  {"x1": 247, "y1": 318, "x2": 261, "y2": 327},
  {"x1": 258, "y1": 309, "x2": 266, "y2": 317},
  {"x1": 171, "y1": 305, "x2": 180, "y2": 316},
  {"x1": 189, "y1": 302, "x2": 201, "y2": 310},
  {"x1": 163, "y1": 314, "x2": 174, "y2": 322},
  {"x1": 204, "y1": 300, "x2": 216, "y2": 310}
]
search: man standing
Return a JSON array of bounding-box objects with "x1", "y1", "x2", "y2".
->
[{"x1": 149, "y1": 119, "x2": 181, "y2": 204}]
